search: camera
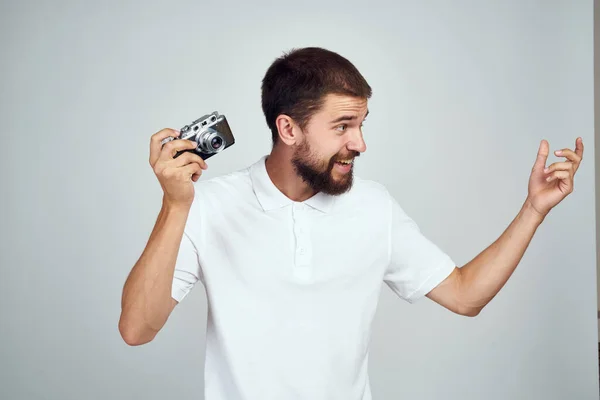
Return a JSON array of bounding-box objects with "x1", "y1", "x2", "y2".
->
[{"x1": 161, "y1": 111, "x2": 235, "y2": 160}]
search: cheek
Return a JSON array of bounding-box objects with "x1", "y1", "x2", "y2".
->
[
  {"x1": 321, "y1": 147, "x2": 340, "y2": 161},
  {"x1": 306, "y1": 133, "x2": 344, "y2": 161}
]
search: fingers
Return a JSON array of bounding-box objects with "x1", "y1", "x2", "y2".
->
[
  {"x1": 182, "y1": 162, "x2": 204, "y2": 180},
  {"x1": 155, "y1": 160, "x2": 202, "y2": 182},
  {"x1": 546, "y1": 170, "x2": 571, "y2": 183},
  {"x1": 533, "y1": 139, "x2": 549, "y2": 171},
  {"x1": 152, "y1": 144, "x2": 208, "y2": 184},
  {"x1": 158, "y1": 139, "x2": 198, "y2": 164},
  {"x1": 150, "y1": 129, "x2": 179, "y2": 166},
  {"x1": 555, "y1": 148, "x2": 583, "y2": 170},
  {"x1": 551, "y1": 139, "x2": 584, "y2": 174},
  {"x1": 169, "y1": 151, "x2": 208, "y2": 170},
  {"x1": 575, "y1": 137, "x2": 584, "y2": 158},
  {"x1": 554, "y1": 148, "x2": 581, "y2": 163},
  {"x1": 544, "y1": 161, "x2": 573, "y2": 175}
]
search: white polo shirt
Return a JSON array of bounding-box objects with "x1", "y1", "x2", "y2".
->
[{"x1": 171, "y1": 155, "x2": 456, "y2": 400}]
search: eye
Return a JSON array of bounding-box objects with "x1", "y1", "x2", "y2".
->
[{"x1": 336, "y1": 124, "x2": 347, "y2": 132}]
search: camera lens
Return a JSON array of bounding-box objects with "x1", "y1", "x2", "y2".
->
[
  {"x1": 197, "y1": 128, "x2": 226, "y2": 154},
  {"x1": 211, "y1": 136, "x2": 223, "y2": 149}
]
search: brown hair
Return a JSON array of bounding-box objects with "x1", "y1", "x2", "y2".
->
[{"x1": 261, "y1": 47, "x2": 372, "y2": 145}]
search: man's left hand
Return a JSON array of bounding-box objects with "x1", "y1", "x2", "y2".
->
[{"x1": 526, "y1": 137, "x2": 584, "y2": 219}]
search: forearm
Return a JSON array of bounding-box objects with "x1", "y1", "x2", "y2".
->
[
  {"x1": 119, "y1": 199, "x2": 191, "y2": 344},
  {"x1": 459, "y1": 199, "x2": 545, "y2": 312}
]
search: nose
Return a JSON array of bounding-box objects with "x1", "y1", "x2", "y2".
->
[{"x1": 347, "y1": 129, "x2": 367, "y2": 154}]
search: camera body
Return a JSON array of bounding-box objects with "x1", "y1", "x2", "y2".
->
[{"x1": 161, "y1": 111, "x2": 235, "y2": 160}]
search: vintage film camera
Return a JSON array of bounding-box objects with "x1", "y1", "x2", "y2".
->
[{"x1": 161, "y1": 111, "x2": 235, "y2": 160}]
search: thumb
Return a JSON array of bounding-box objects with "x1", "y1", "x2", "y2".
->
[{"x1": 533, "y1": 139, "x2": 549, "y2": 171}]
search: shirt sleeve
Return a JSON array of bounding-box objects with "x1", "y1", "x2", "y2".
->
[
  {"x1": 383, "y1": 193, "x2": 456, "y2": 304},
  {"x1": 171, "y1": 230, "x2": 204, "y2": 303}
]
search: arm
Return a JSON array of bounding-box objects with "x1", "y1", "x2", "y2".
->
[
  {"x1": 427, "y1": 138, "x2": 584, "y2": 316},
  {"x1": 119, "y1": 128, "x2": 207, "y2": 345},
  {"x1": 426, "y1": 200, "x2": 544, "y2": 316},
  {"x1": 119, "y1": 202, "x2": 190, "y2": 345}
]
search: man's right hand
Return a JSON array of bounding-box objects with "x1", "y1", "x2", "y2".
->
[{"x1": 149, "y1": 128, "x2": 208, "y2": 208}]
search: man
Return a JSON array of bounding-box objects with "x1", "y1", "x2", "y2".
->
[{"x1": 119, "y1": 47, "x2": 584, "y2": 399}]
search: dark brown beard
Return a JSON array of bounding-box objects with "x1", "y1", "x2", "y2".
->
[{"x1": 291, "y1": 140, "x2": 358, "y2": 196}]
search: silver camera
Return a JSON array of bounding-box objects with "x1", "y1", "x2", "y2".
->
[{"x1": 161, "y1": 111, "x2": 235, "y2": 160}]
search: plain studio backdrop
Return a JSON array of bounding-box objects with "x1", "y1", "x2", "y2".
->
[{"x1": 0, "y1": 1, "x2": 597, "y2": 399}]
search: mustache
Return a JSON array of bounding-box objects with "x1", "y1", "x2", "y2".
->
[{"x1": 332, "y1": 151, "x2": 360, "y2": 162}]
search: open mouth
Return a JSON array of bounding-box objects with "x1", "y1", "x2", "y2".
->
[
  {"x1": 335, "y1": 159, "x2": 353, "y2": 166},
  {"x1": 334, "y1": 159, "x2": 354, "y2": 173}
]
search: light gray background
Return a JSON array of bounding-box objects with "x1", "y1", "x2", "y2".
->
[{"x1": 1, "y1": 1, "x2": 597, "y2": 399}]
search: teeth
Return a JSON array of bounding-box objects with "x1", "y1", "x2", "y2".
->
[{"x1": 337, "y1": 159, "x2": 353, "y2": 164}]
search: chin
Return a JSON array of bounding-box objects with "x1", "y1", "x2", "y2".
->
[{"x1": 322, "y1": 175, "x2": 354, "y2": 195}]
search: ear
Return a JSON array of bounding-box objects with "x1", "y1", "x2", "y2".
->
[{"x1": 275, "y1": 114, "x2": 301, "y2": 146}]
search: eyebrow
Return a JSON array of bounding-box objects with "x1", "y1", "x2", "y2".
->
[{"x1": 330, "y1": 109, "x2": 369, "y2": 124}]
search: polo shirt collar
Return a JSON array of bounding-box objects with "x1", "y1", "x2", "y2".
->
[{"x1": 250, "y1": 155, "x2": 335, "y2": 213}]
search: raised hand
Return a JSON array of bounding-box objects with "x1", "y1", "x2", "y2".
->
[
  {"x1": 149, "y1": 128, "x2": 208, "y2": 208},
  {"x1": 526, "y1": 137, "x2": 584, "y2": 218}
]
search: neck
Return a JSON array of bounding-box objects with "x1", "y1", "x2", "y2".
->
[{"x1": 265, "y1": 146, "x2": 317, "y2": 202}]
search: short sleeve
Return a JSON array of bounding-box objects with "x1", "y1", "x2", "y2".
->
[
  {"x1": 171, "y1": 230, "x2": 204, "y2": 303},
  {"x1": 383, "y1": 194, "x2": 456, "y2": 303}
]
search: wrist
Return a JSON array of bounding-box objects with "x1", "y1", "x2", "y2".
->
[
  {"x1": 161, "y1": 196, "x2": 192, "y2": 215},
  {"x1": 522, "y1": 198, "x2": 546, "y2": 226}
]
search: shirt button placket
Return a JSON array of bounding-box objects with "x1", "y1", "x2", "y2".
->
[{"x1": 292, "y1": 203, "x2": 312, "y2": 282}]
